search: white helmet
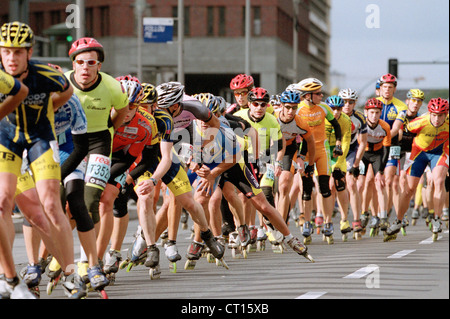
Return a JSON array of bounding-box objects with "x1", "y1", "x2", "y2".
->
[
  {"x1": 338, "y1": 88, "x2": 359, "y2": 100},
  {"x1": 285, "y1": 83, "x2": 301, "y2": 93},
  {"x1": 156, "y1": 81, "x2": 185, "y2": 108}
]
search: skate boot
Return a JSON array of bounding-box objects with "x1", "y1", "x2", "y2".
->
[
  {"x1": 61, "y1": 272, "x2": 87, "y2": 299},
  {"x1": 368, "y1": 216, "x2": 380, "y2": 237},
  {"x1": 256, "y1": 226, "x2": 267, "y2": 251},
  {"x1": 77, "y1": 261, "x2": 89, "y2": 287},
  {"x1": 104, "y1": 249, "x2": 122, "y2": 285},
  {"x1": 379, "y1": 217, "x2": 389, "y2": 233},
  {"x1": 185, "y1": 241, "x2": 205, "y2": 270},
  {"x1": 165, "y1": 240, "x2": 182, "y2": 273},
  {"x1": 237, "y1": 224, "x2": 251, "y2": 257},
  {"x1": 248, "y1": 225, "x2": 258, "y2": 252},
  {"x1": 145, "y1": 245, "x2": 161, "y2": 280},
  {"x1": 340, "y1": 220, "x2": 352, "y2": 242},
  {"x1": 228, "y1": 231, "x2": 241, "y2": 258},
  {"x1": 431, "y1": 218, "x2": 442, "y2": 242},
  {"x1": 383, "y1": 219, "x2": 402, "y2": 242},
  {"x1": 201, "y1": 229, "x2": 228, "y2": 268},
  {"x1": 87, "y1": 265, "x2": 109, "y2": 299},
  {"x1": 360, "y1": 211, "x2": 370, "y2": 235},
  {"x1": 322, "y1": 222, "x2": 334, "y2": 244},
  {"x1": 314, "y1": 215, "x2": 324, "y2": 234},
  {"x1": 267, "y1": 227, "x2": 285, "y2": 253},
  {"x1": 352, "y1": 220, "x2": 363, "y2": 240},
  {"x1": 0, "y1": 276, "x2": 36, "y2": 299},
  {"x1": 286, "y1": 237, "x2": 315, "y2": 262},
  {"x1": 22, "y1": 263, "x2": 42, "y2": 298},
  {"x1": 46, "y1": 257, "x2": 62, "y2": 295},
  {"x1": 302, "y1": 221, "x2": 313, "y2": 245},
  {"x1": 411, "y1": 209, "x2": 420, "y2": 226}
]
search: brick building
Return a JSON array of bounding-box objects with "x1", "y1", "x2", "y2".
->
[{"x1": 2, "y1": 0, "x2": 331, "y2": 97}]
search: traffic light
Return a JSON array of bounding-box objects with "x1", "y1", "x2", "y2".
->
[{"x1": 388, "y1": 58, "x2": 398, "y2": 77}]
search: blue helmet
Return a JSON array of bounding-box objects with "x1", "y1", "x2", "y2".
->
[
  {"x1": 325, "y1": 95, "x2": 344, "y2": 108},
  {"x1": 280, "y1": 90, "x2": 301, "y2": 104}
]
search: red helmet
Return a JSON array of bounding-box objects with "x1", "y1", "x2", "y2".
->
[
  {"x1": 428, "y1": 98, "x2": 449, "y2": 114},
  {"x1": 248, "y1": 87, "x2": 270, "y2": 103},
  {"x1": 230, "y1": 74, "x2": 254, "y2": 90},
  {"x1": 364, "y1": 98, "x2": 383, "y2": 110},
  {"x1": 69, "y1": 37, "x2": 105, "y2": 62},
  {"x1": 379, "y1": 73, "x2": 397, "y2": 87}
]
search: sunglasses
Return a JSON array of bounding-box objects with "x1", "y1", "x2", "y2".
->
[
  {"x1": 283, "y1": 105, "x2": 298, "y2": 110},
  {"x1": 251, "y1": 101, "x2": 267, "y2": 108},
  {"x1": 234, "y1": 91, "x2": 248, "y2": 97},
  {"x1": 312, "y1": 92, "x2": 323, "y2": 96},
  {"x1": 344, "y1": 100, "x2": 355, "y2": 105},
  {"x1": 74, "y1": 59, "x2": 100, "y2": 67}
]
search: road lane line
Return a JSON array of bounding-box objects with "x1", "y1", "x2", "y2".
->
[
  {"x1": 387, "y1": 249, "x2": 416, "y2": 258},
  {"x1": 296, "y1": 291, "x2": 327, "y2": 299},
  {"x1": 344, "y1": 265, "x2": 379, "y2": 279}
]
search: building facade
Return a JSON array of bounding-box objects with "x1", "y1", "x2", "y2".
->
[{"x1": 2, "y1": 0, "x2": 331, "y2": 98}]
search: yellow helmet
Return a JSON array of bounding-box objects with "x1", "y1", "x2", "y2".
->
[
  {"x1": 139, "y1": 83, "x2": 158, "y2": 104},
  {"x1": 406, "y1": 89, "x2": 425, "y2": 101},
  {"x1": 0, "y1": 21, "x2": 35, "y2": 48},
  {"x1": 297, "y1": 78, "x2": 323, "y2": 94}
]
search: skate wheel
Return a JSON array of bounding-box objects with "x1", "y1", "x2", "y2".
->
[
  {"x1": 303, "y1": 236, "x2": 311, "y2": 245},
  {"x1": 126, "y1": 262, "x2": 134, "y2": 272},
  {"x1": 342, "y1": 234, "x2": 348, "y2": 242},
  {"x1": 242, "y1": 248, "x2": 248, "y2": 259},
  {"x1": 149, "y1": 267, "x2": 161, "y2": 280},
  {"x1": 411, "y1": 219, "x2": 417, "y2": 226},
  {"x1": 218, "y1": 258, "x2": 229, "y2": 270},
  {"x1": 184, "y1": 260, "x2": 196, "y2": 270},
  {"x1": 304, "y1": 253, "x2": 315, "y2": 263},
  {"x1": 326, "y1": 236, "x2": 334, "y2": 245},
  {"x1": 432, "y1": 233, "x2": 438, "y2": 242},
  {"x1": 322, "y1": 234, "x2": 326, "y2": 242},
  {"x1": 119, "y1": 259, "x2": 129, "y2": 270},
  {"x1": 169, "y1": 262, "x2": 177, "y2": 274},
  {"x1": 231, "y1": 248, "x2": 240, "y2": 259},
  {"x1": 361, "y1": 228, "x2": 366, "y2": 235},
  {"x1": 207, "y1": 253, "x2": 215, "y2": 263},
  {"x1": 354, "y1": 232, "x2": 362, "y2": 240},
  {"x1": 99, "y1": 289, "x2": 108, "y2": 299},
  {"x1": 401, "y1": 227, "x2": 407, "y2": 236}
]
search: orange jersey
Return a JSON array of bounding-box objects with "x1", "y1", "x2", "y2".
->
[
  {"x1": 407, "y1": 114, "x2": 449, "y2": 153},
  {"x1": 113, "y1": 112, "x2": 153, "y2": 157},
  {"x1": 297, "y1": 102, "x2": 335, "y2": 147},
  {"x1": 366, "y1": 119, "x2": 391, "y2": 152},
  {"x1": 275, "y1": 111, "x2": 312, "y2": 146}
]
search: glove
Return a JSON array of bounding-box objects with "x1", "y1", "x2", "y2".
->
[
  {"x1": 332, "y1": 168, "x2": 346, "y2": 191},
  {"x1": 349, "y1": 166, "x2": 360, "y2": 178},
  {"x1": 333, "y1": 144, "x2": 343, "y2": 157}
]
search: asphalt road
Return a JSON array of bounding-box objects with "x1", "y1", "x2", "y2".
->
[{"x1": 11, "y1": 202, "x2": 449, "y2": 305}]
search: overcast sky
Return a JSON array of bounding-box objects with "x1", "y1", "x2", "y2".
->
[{"x1": 329, "y1": 0, "x2": 449, "y2": 96}]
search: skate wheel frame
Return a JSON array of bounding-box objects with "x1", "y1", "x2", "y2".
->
[{"x1": 169, "y1": 262, "x2": 177, "y2": 273}]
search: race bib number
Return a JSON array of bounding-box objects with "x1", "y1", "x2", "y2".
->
[
  {"x1": 85, "y1": 154, "x2": 111, "y2": 189},
  {"x1": 389, "y1": 146, "x2": 401, "y2": 160}
]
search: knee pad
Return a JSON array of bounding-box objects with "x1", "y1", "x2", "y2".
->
[
  {"x1": 113, "y1": 191, "x2": 129, "y2": 218},
  {"x1": 66, "y1": 180, "x2": 95, "y2": 231},
  {"x1": 261, "y1": 186, "x2": 275, "y2": 207},
  {"x1": 318, "y1": 175, "x2": 331, "y2": 198},
  {"x1": 84, "y1": 185, "x2": 103, "y2": 224},
  {"x1": 302, "y1": 175, "x2": 313, "y2": 201}
]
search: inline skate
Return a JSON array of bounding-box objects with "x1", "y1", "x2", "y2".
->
[
  {"x1": 145, "y1": 245, "x2": 161, "y2": 280},
  {"x1": 322, "y1": 222, "x2": 334, "y2": 244},
  {"x1": 165, "y1": 240, "x2": 182, "y2": 273},
  {"x1": 302, "y1": 221, "x2": 313, "y2": 245},
  {"x1": 340, "y1": 220, "x2": 352, "y2": 242}
]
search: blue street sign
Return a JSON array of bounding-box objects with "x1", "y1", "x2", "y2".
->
[{"x1": 143, "y1": 18, "x2": 174, "y2": 43}]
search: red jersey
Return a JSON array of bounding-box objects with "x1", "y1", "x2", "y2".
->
[{"x1": 113, "y1": 112, "x2": 153, "y2": 157}]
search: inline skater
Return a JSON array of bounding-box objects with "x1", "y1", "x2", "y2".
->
[
  {"x1": 360, "y1": 98, "x2": 391, "y2": 237},
  {"x1": 226, "y1": 73, "x2": 254, "y2": 114},
  {"x1": 385, "y1": 98, "x2": 448, "y2": 242},
  {"x1": 66, "y1": 37, "x2": 129, "y2": 255},
  {"x1": 391, "y1": 89, "x2": 424, "y2": 228},
  {"x1": 338, "y1": 88, "x2": 367, "y2": 238},
  {"x1": 324, "y1": 95, "x2": 353, "y2": 241},
  {"x1": 296, "y1": 78, "x2": 343, "y2": 244},
  {"x1": 0, "y1": 21, "x2": 80, "y2": 298},
  {"x1": 276, "y1": 90, "x2": 315, "y2": 226}
]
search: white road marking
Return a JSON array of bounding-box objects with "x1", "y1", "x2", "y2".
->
[
  {"x1": 344, "y1": 265, "x2": 379, "y2": 279},
  {"x1": 296, "y1": 291, "x2": 327, "y2": 299},
  {"x1": 387, "y1": 249, "x2": 416, "y2": 258}
]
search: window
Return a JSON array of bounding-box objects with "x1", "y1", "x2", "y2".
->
[
  {"x1": 173, "y1": 6, "x2": 190, "y2": 37},
  {"x1": 100, "y1": 6, "x2": 109, "y2": 37},
  {"x1": 207, "y1": 6, "x2": 214, "y2": 36},
  {"x1": 253, "y1": 6, "x2": 261, "y2": 36},
  {"x1": 218, "y1": 6, "x2": 226, "y2": 36}
]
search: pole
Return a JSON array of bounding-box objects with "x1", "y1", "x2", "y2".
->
[
  {"x1": 292, "y1": 0, "x2": 300, "y2": 83},
  {"x1": 76, "y1": 0, "x2": 85, "y2": 39},
  {"x1": 245, "y1": 0, "x2": 251, "y2": 75},
  {"x1": 135, "y1": 0, "x2": 145, "y2": 79},
  {"x1": 178, "y1": 0, "x2": 184, "y2": 84}
]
